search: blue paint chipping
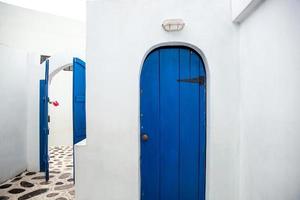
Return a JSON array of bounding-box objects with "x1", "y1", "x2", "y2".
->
[{"x1": 140, "y1": 46, "x2": 206, "y2": 200}]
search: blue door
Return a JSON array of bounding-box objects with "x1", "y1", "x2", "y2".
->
[
  {"x1": 73, "y1": 58, "x2": 86, "y2": 144},
  {"x1": 39, "y1": 60, "x2": 50, "y2": 181},
  {"x1": 140, "y1": 47, "x2": 206, "y2": 200}
]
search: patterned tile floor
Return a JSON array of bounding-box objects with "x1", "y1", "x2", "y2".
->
[{"x1": 0, "y1": 146, "x2": 74, "y2": 200}]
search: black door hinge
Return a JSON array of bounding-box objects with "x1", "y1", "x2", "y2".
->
[{"x1": 177, "y1": 76, "x2": 205, "y2": 85}]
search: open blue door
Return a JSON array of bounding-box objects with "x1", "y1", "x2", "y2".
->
[
  {"x1": 39, "y1": 60, "x2": 50, "y2": 181},
  {"x1": 140, "y1": 47, "x2": 206, "y2": 200},
  {"x1": 73, "y1": 58, "x2": 86, "y2": 144}
]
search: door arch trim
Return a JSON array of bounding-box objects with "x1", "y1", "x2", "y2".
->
[{"x1": 139, "y1": 42, "x2": 209, "y2": 79}]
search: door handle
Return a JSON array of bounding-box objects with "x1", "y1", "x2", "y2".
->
[{"x1": 141, "y1": 134, "x2": 149, "y2": 142}]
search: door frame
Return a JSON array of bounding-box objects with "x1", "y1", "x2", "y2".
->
[
  {"x1": 39, "y1": 58, "x2": 86, "y2": 181},
  {"x1": 139, "y1": 42, "x2": 209, "y2": 199}
]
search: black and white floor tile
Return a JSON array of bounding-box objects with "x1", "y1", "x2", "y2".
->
[{"x1": 0, "y1": 146, "x2": 74, "y2": 200}]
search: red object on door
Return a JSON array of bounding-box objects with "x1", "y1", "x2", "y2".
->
[{"x1": 53, "y1": 101, "x2": 59, "y2": 107}]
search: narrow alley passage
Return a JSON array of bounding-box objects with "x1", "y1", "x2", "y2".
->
[{"x1": 0, "y1": 146, "x2": 74, "y2": 200}]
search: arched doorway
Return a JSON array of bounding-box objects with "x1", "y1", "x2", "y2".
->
[
  {"x1": 140, "y1": 46, "x2": 206, "y2": 200},
  {"x1": 40, "y1": 58, "x2": 86, "y2": 183}
]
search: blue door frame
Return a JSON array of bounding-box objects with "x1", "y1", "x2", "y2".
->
[
  {"x1": 140, "y1": 46, "x2": 206, "y2": 200},
  {"x1": 39, "y1": 60, "x2": 50, "y2": 181}
]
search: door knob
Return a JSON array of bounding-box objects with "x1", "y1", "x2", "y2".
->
[{"x1": 142, "y1": 134, "x2": 149, "y2": 142}]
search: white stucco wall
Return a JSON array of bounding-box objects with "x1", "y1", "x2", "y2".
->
[
  {"x1": 26, "y1": 54, "x2": 44, "y2": 172},
  {"x1": 76, "y1": 0, "x2": 240, "y2": 200},
  {"x1": 239, "y1": 0, "x2": 300, "y2": 200},
  {"x1": 0, "y1": 1, "x2": 85, "y2": 55},
  {"x1": 0, "y1": 45, "x2": 28, "y2": 183},
  {"x1": 49, "y1": 70, "x2": 73, "y2": 146},
  {"x1": 231, "y1": 0, "x2": 264, "y2": 23}
]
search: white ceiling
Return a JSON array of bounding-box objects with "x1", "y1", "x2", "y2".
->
[{"x1": 1, "y1": 0, "x2": 86, "y2": 21}]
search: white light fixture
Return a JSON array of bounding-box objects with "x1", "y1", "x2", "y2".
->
[{"x1": 162, "y1": 19, "x2": 185, "y2": 32}]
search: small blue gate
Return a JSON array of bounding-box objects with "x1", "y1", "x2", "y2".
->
[
  {"x1": 39, "y1": 60, "x2": 50, "y2": 181},
  {"x1": 72, "y1": 57, "x2": 86, "y2": 145},
  {"x1": 140, "y1": 46, "x2": 206, "y2": 200},
  {"x1": 40, "y1": 57, "x2": 86, "y2": 182}
]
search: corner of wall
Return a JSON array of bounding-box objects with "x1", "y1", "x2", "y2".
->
[{"x1": 232, "y1": 0, "x2": 265, "y2": 24}]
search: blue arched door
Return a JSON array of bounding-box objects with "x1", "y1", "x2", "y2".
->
[{"x1": 140, "y1": 46, "x2": 206, "y2": 200}]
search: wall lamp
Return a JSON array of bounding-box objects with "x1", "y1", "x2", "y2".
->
[{"x1": 162, "y1": 19, "x2": 185, "y2": 32}]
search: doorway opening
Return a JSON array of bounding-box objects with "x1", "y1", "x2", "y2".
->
[
  {"x1": 48, "y1": 63, "x2": 74, "y2": 187},
  {"x1": 39, "y1": 58, "x2": 86, "y2": 198},
  {"x1": 140, "y1": 46, "x2": 207, "y2": 200}
]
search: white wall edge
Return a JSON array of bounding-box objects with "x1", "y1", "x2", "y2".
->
[
  {"x1": 49, "y1": 63, "x2": 72, "y2": 84},
  {"x1": 232, "y1": 0, "x2": 265, "y2": 24}
]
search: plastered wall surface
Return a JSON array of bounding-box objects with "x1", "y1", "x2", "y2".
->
[
  {"x1": 0, "y1": 2, "x2": 85, "y2": 55},
  {"x1": 76, "y1": 0, "x2": 240, "y2": 200},
  {"x1": 26, "y1": 54, "x2": 44, "y2": 172},
  {"x1": 239, "y1": 0, "x2": 300, "y2": 200},
  {"x1": 0, "y1": 45, "x2": 28, "y2": 183},
  {"x1": 231, "y1": 0, "x2": 264, "y2": 22},
  {"x1": 49, "y1": 70, "x2": 73, "y2": 146},
  {"x1": 232, "y1": 0, "x2": 253, "y2": 18}
]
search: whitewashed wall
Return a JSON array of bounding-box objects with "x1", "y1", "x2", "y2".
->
[
  {"x1": 0, "y1": 1, "x2": 85, "y2": 55},
  {"x1": 26, "y1": 54, "x2": 44, "y2": 172},
  {"x1": 239, "y1": 0, "x2": 300, "y2": 200},
  {"x1": 49, "y1": 70, "x2": 73, "y2": 146},
  {"x1": 231, "y1": 0, "x2": 264, "y2": 23},
  {"x1": 76, "y1": 0, "x2": 240, "y2": 200},
  {"x1": 0, "y1": 45, "x2": 28, "y2": 183}
]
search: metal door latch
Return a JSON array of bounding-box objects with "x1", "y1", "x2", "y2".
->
[{"x1": 177, "y1": 76, "x2": 205, "y2": 85}]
